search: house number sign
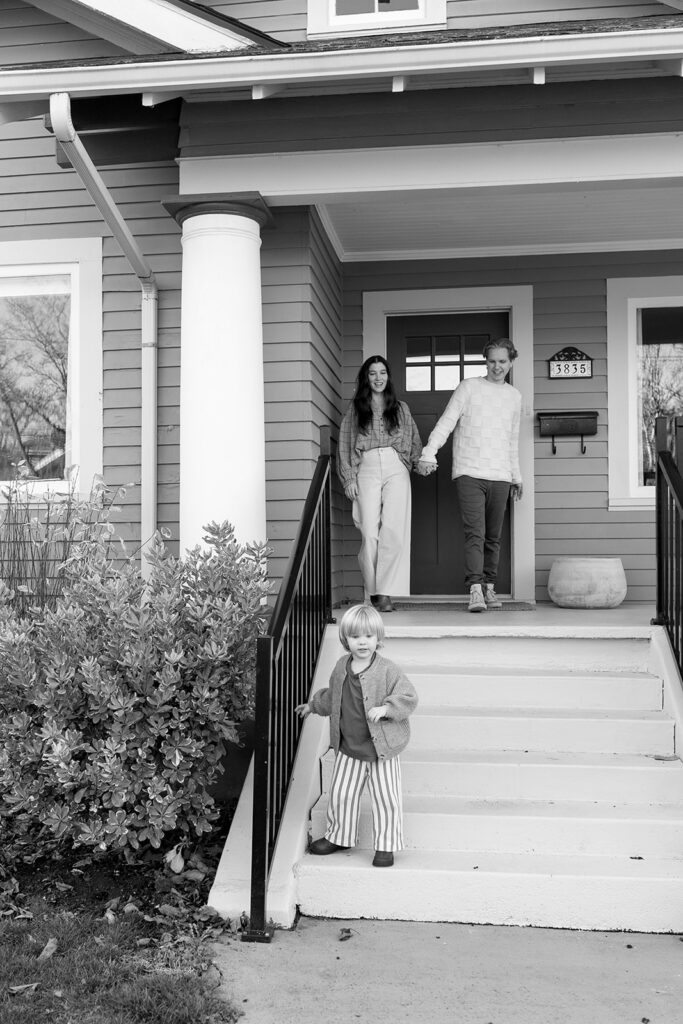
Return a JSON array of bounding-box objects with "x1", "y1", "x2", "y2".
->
[{"x1": 548, "y1": 347, "x2": 593, "y2": 379}]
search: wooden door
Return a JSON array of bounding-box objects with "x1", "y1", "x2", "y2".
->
[{"x1": 387, "y1": 312, "x2": 512, "y2": 595}]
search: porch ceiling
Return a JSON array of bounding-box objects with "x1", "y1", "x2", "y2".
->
[{"x1": 319, "y1": 181, "x2": 683, "y2": 260}]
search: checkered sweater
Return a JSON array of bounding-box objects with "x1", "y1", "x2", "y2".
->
[{"x1": 421, "y1": 377, "x2": 522, "y2": 484}]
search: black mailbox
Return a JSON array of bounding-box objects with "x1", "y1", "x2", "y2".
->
[{"x1": 536, "y1": 411, "x2": 598, "y2": 454}]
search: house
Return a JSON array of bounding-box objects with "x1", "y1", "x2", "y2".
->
[
  {"x1": 2, "y1": 0, "x2": 683, "y2": 932},
  {"x1": 0, "y1": 0, "x2": 682, "y2": 602}
]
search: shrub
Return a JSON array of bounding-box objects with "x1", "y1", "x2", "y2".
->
[
  {"x1": 0, "y1": 521, "x2": 270, "y2": 865},
  {"x1": 0, "y1": 473, "x2": 124, "y2": 615}
]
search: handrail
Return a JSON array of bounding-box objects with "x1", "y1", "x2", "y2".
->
[
  {"x1": 653, "y1": 416, "x2": 683, "y2": 676},
  {"x1": 242, "y1": 429, "x2": 334, "y2": 942}
]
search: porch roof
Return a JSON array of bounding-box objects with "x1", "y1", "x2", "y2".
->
[{"x1": 2, "y1": 15, "x2": 683, "y2": 102}]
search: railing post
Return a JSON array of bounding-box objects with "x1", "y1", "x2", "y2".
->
[
  {"x1": 652, "y1": 418, "x2": 667, "y2": 625},
  {"x1": 242, "y1": 634, "x2": 275, "y2": 943}
]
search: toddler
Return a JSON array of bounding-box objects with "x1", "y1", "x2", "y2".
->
[{"x1": 295, "y1": 603, "x2": 418, "y2": 867}]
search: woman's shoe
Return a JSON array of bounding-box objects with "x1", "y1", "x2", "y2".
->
[
  {"x1": 371, "y1": 594, "x2": 395, "y2": 612},
  {"x1": 372, "y1": 850, "x2": 394, "y2": 867},
  {"x1": 309, "y1": 838, "x2": 349, "y2": 855}
]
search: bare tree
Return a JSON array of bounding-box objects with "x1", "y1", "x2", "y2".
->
[{"x1": 639, "y1": 343, "x2": 683, "y2": 482}]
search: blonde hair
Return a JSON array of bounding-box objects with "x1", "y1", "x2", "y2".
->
[{"x1": 339, "y1": 603, "x2": 385, "y2": 651}]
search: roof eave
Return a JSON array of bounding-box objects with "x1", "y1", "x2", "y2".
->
[{"x1": 1, "y1": 25, "x2": 683, "y2": 101}]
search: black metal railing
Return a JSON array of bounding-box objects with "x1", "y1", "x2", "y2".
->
[
  {"x1": 242, "y1": 428, "x2": 334, "y2": 942},
  {"x1": 653, "y1": 415, "x2": 683, "y2": 675}
]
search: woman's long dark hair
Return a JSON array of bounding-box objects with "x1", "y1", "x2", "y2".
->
[{"x1": 353, "y1": 355, "x2": 401, "y2": 433}]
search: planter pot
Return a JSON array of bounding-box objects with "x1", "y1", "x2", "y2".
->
[{"x1": 547, "y1": 557, "x2": 627, "y2": 609}]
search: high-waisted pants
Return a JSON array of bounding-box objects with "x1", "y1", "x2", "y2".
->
[
  {"x1": 324, "y1": 750, "x2": 404, "y2": 853},
  {"x1": 353, "y1": 447, "x2": 411, "y2": 599}
]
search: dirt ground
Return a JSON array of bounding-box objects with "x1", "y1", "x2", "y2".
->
[{"x1": 215, "y1": 916, "x2": 683, "y2": 1024}]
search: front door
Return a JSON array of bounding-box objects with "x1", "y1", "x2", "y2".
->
[{"x1": 387, "y1": 312, "x2": 512, "y2": 595}]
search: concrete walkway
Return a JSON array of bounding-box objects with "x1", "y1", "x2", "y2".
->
[{"x1": 215, "y1": 917, "x2": 683, "y2": 1024}]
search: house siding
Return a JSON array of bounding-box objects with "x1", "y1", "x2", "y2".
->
[
  {"x1": 0, "y1": 0, "x2": 125, "y2": 63},
  {"x1": 341, "y1": 250, "x2": 679, "y2": 604},
  {"x1": 262, "y1": 207, "x2": 344, "y2": 588},
  {"x1": 178, "y1": 78, "x2": 683, "y2": 159},
  {"x1": 0, "y1": 113, "x2": 181, "y2": 553},
  {"x1": 211, "y1": 0, "x2": 668, "y2": 43}
]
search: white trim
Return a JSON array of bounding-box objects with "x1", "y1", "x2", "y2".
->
[
  {"x1": 2, "y1": 26, "x2": 683, "y2": 100},
  {"x1": 341, "y1": 239, "x2": 683, "y2": 262},
  {"x1": 180, "y1": 134, "x2": 683, "y2": 205},
  {"x1": 607, "y1": 274, "x2": 683, "y2": 511},
  {"x1": 308, "y1": 0, "x2": 446, "y2": 39},
  {"x1": 362, "y1": 286, "x2": 535, "y2": 601},
  {"x1": 29, "y1": 0, "x2": 256, "y2": 55},
  {"x1": 0, "y1": 237, "x2": 102, "y2": 496},
  {"x1": 313, "y1": 204, "x2": 345, "y2": 262}
]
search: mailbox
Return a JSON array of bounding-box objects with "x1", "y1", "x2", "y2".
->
[{"x1": 536, "y1": 411, "x2": 598, "y2": 454}]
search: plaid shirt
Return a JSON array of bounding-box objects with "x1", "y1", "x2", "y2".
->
[{"x1": 337, "y1": 401, "x2": 423, "y2": 487}]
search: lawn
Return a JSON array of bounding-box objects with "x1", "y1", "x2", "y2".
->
[{"x1": 0, "y1": 830, "x2": 242, "y2": 1024}]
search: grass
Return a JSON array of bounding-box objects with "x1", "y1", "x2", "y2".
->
[{"x1": 0, "y1": 839, "x2": 242, "y2": 1024}]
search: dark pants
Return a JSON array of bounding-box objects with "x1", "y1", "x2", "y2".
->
[{"x1": 455, "y1": 475, "x2": 510, "y2": 588}]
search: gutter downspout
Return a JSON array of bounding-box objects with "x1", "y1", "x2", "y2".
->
[{"x1": 49, "y1": 92, "x2": 158, "y2": 576}]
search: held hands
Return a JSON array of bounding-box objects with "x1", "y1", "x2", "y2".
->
[
  {"x1": 511, "y1": 483, "x2": 523, "y2": 501},
  {"x1": 367, "y1": 705, "x2": 388, "y2": 723},
  {"x1": 294, "y1": 703, "x2": 311, "y2": 719},
  {"x1": 415, "y1": 459, "x2": 437, "y2": 477}
]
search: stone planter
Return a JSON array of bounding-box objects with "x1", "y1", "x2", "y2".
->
[{"x1": 547, "y1": 556, "x2": 627, "y2": 609}]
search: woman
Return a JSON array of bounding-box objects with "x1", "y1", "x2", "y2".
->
[{"x1": 338, "y1": 355, "x2": 423, "y2": 613}]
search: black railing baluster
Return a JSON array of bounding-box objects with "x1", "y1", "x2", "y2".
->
[{"x1": 243, "y1": 446, "x2": 334, "y2": 942}]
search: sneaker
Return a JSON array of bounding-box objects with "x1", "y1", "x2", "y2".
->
[
  {"x1": 485, "y1": 585, "x2": 502, "y2": 609},
  {"x1": 468, "y1": 584, "x2": 486, "y2": 613}
]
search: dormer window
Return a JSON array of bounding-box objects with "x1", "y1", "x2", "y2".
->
[{"x1": 308, "y1": 0, "x2": 447, "y2": 38}]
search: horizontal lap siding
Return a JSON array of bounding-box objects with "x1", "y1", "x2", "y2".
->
[
  {"x1": 0, "y1": 0, "x2": 125, "y2": 62},
  {"x1": 179, "y1": 79, "x2": 683, "y2": 158},
  {"x1": 343, "y1": 250, "x2": 679, "y2": 603},
  {"x1": 0, "y1": 114, "x2": 181, "y2": 554},
  {"x1": 210, "y1": 1, "x2": 665, "y2": 42},
  {"x1": 263, "y1": 208, "x2": 343, "y2": 591}
]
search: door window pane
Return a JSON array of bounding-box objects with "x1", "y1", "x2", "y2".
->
[
  {"x1": 637, "y1": 306, "x2": 683, "y2": 486},
  {"x1": 434, "y1": 365, "x2": 460, "y2": 391},
  {"x1": 406, "y1": 365, "x2": 431, "y2": 391},
  {"x1": 0, "y1": 275, "x2": 70, "y2": 481}
]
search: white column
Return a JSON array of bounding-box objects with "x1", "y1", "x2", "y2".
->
[{"x1": 171, "y1": 200, "x2": 268, "y2": 551}]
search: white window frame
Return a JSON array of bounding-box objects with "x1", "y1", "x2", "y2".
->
[
  {"x1": 0, "y1": 237, "x2": 103, "y2": 498},
  {"x1": 308, "y1": 0, "x2": 447, "y2": 38},
  {"x1": 607, "y1": 274, "x2": 683, "y2": 511}
]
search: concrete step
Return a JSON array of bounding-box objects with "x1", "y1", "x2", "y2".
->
[
  {"x1": 409, "y1": 707, "x2": 675, "y2": 755},
  {"x1": 382, "y1": 633, "x2": 651, "y2": 673},
  {"x1": 310, "y1": 793, "x2": 683, "y2": 857},
  {"x1": 409, "y1": 669, "x2": 663, "y2": 711},
  {"x1": 294, "y1": 848, "x2": 683, "y2": 931}
]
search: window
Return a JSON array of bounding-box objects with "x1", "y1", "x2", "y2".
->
[
  {"x1": 405, "y1": 333, "x2": 488, "y2": 391},
  {"x1": 308, "y1": 0, "x2": 446, "y2": 37},
  {"x1": 0, "y1": 239, "x2": 102, "y2": 494},
  {"x1": 607, "y1": 276, "x2": 683, "y2": 509}
]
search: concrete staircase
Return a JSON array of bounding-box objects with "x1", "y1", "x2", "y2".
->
[{"x1": 295, "y1": 628, "x2": 683, "y2": 931}]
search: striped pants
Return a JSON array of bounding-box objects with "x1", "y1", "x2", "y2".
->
[{"x1": 324, "y1": 750, "x2": 404, "y2": 853}]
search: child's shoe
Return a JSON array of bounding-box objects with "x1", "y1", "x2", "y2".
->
[
  {"x1": 372, "y1": 850, "x2": 394, "y2": 867},
  {"x1": 484, "y1": 585, "x2": 502, "y2": 609},
  {"x1": 309, "y1": 837, "x2": 348, "y2": 855},
  {"x1": 468, "y1": 584, "x2": 486, "y2": 613}
]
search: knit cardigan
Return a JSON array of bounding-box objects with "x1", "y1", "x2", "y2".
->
[{"x1": 309, "y1": 653, "x2": 418, "y2": 760}]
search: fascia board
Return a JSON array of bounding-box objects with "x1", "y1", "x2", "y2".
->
[
  {"x1": 2, "y1": 25, "x2": 683, "y2": 99},
  {"x1": 28, "y1": 0, "x2": 256, "y2": 55}
]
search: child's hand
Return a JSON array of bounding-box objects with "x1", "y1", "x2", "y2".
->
[
  {"x1": 367, "y1": 705, "x2": 388, "y2": 723},
  {"x1": 294, "y1": 703, "x2": 311, "y2": 718}
]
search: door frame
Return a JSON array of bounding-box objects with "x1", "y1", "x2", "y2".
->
[{"x1": 363, "y1": 286, "x2": 535, "y2": 601}]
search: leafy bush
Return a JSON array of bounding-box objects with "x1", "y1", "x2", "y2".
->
[{"x1": 0, "y1": 521, "x2": 270, "y2": 865}]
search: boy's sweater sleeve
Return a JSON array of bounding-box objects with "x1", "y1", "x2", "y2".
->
[
  {"x1": 510, "y1": 393, "x2": 522, "y2": 485},
  {"x1": 420, "y1": 382, "x2": 466, "y2": 462},
  {"x1": 308, "y1": 686, "x2": 333, "y2": 717},
  {"x1": 383, "y1": 663, "x2": 419, "y2": 720}
]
